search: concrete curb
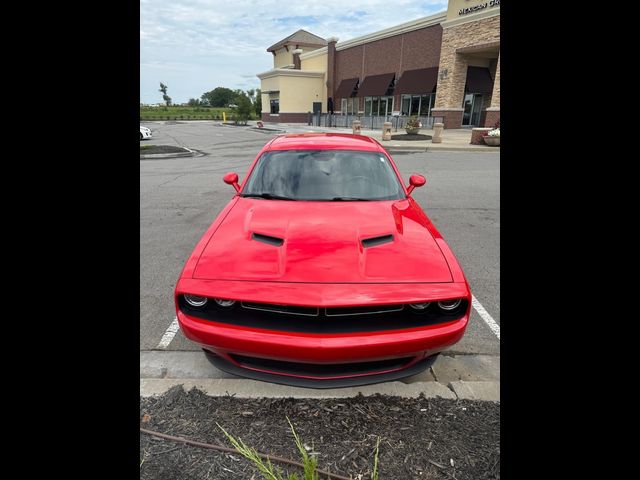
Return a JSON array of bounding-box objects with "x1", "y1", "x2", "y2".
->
[
  {"x1": 140, "y1": 378, "x2": 459, "y2": 399},
  {"x1": 449, "y1": 381, "x2": 500, "y2": 402},
  {"x1": 140, "y1": 147, "x2": 197, "y2": 159}
]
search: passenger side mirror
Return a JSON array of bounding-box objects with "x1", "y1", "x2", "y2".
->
[
  {"x1": 406, "y1": 174, "x2": 426, "y2": 195},
  {"x1": 223, "y1": 172, "x2": 241, "y2": 193}
]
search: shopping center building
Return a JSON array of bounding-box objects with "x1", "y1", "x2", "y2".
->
[{"x1": 257, "y1": 0, "x2": 499, "y2": 129}]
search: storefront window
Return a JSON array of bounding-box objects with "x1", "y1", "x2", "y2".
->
[
  {"x1": 401, "y1": 96, "x2": 410, "y2": 115},
  {"x1": 401, "y1": 94, "x2": 435, "y2": 117},
  {"x1": 339, "y1": 98, "x2": 359, "y2": 114},
  {"x1": 365, "y1": 96, "x2": 393, "y2": 116},
  {"x1": 351, "y1": 98, "x2": 359, "y2": 114},
  {"x1": 420, "y1": 95, "x2": 430, "y2": 116},
  {"x1": 270, "y1": 98, "x2": 279, "y2": 114}
]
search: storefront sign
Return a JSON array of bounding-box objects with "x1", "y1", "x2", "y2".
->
[{"x1": 459, "y1": 0, "x2": 500, "y2": 16}]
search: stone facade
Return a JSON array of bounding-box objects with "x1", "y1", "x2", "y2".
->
[
  {"x1": 432, "y1": 14, "x2": 499, "y2": 128},
  {"x1": 489, "y1": 53, "x2": 500, "y2": 108}
]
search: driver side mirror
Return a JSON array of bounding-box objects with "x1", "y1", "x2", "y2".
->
[
  {"x1": 223, "y1": 172, "x2": 241, "y2": 193},
  {"x1": 406, "y1": 174, "x2": 426, "y2": 195}
]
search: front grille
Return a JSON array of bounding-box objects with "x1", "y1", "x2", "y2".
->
[
  {"x1": 178, "y1": 296, "x2": 468, "y2": 334},
  {"x1": 241, "y1": 302, "x2": 319, "y2": 316},
  {"x1": 325, "y1": 304, "x2": 404, "y2": 316},
  {"x1": 229, "y1": 354, "x2": 414, "y2": 378}
]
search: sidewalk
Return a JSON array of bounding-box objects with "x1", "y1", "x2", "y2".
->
[{"x1": 247, "y1": 121, "x2": 499, "y2": 153}]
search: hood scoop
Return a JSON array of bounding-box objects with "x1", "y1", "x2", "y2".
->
[
  {"x1": 361, "y1": 234, "x2": 394, "y2": 248},
  {"x1": 252, "y1": 232, "x2": 284, "y2": 247}
]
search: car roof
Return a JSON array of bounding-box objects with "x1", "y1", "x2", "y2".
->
[{"x1": 266, "y1": 133, "x2": 384, "y2": 152}]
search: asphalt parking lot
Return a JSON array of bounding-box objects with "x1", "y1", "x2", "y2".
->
[{"x1": 140, "y1": 121, "x2": 499, "y2": 374}]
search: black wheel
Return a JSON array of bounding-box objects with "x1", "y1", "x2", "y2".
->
[{"x1": 140, "y1": 132, "x2": 143, "y2": 140}]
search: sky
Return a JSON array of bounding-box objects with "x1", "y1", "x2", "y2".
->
[{"x1": 140, "y1": 0, "x2": 447, "y2": 105}]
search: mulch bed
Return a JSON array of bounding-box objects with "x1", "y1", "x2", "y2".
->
[
  {"x1": 140, "y1": 145, "x2": 191, "y2": 155},
  {"x1": 390, "y1": 134, "x2": 433, "y2": 141},
  {"x1": 140, "y1": 386, "x2": 499, "y2": 479}
]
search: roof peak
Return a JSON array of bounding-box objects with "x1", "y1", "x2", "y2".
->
[{"x1": 267, "y1": 29, "x2": 327, "y2": 52}]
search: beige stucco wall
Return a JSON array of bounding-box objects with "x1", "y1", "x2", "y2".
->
[
  {"x1": 446, "y1": 0, "x2": 500, "y2": 21},
  {"x1": 273, "y1": 48, "x2": 293, "y2": 68},
  {"x1": 300, "y1": 52, "x2": 327, "y2": 109},
  {"x1": 273, "y1": 45, "x2": 325, "y2": 68},
  {"x1": 259, "y1": 73, "x2": 324, "y2": 113},
  {"x1": 260, "y1": 75, "x2": 280, "y2": 114},
  {"x1": 301, "y1": 52, "x2": 326, "y2": 72},
  {"x1": 279, "y1": 75, "x2": 324, "y2": 112}
]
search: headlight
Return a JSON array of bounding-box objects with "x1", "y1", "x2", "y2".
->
[
  {"x1": 214, "y1": 298, "x2": 236, "y2": 308},
  {"x1": 184, "y1": 294, "x2": 208, "y2": 307},
  {"x1": 409, "y1": 302, "x2": 431, "y2": 310},
  {"x1": 438, "y1": 299, "x2": 462, "y2": 311}
]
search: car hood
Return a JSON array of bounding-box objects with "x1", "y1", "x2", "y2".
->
[{"x1": 193, "y1": 197, "x2": 453, "y2": 283}]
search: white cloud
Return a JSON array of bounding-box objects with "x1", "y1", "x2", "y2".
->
[{"x1": 140, "y1": 0, "x2": 447, "y2": 103}]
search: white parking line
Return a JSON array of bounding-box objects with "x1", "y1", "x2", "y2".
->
[
  {"x1": 156, "y1": 317, "x2": 180, "y2": 349},
  {"x1": 472, "y1": 295, "x2": 500, "y2": 339}
]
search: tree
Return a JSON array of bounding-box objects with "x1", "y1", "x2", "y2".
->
[
  {"x1": 234, "y1": 93, "x2": 253, "y2": 125},
  {"x1": 254, "y1": 88, "x2": 262, "y2": 116},
  {"x1": 201, "y1": 87, "x2": 236, "y2": 107},
  {"x1": 159, "y1": 82, "x2": 172, "y2": 106},
  {"x1": 187, "y1": 98, "x2": 201, "y2": 107}
]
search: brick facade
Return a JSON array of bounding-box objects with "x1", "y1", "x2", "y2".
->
[
  {"x1": 484, "y1": 109, "x2": 500, "y2": 128},
  {"x1": 334, "y1": 25, "x2": 443, "y2": 112},
  {"x1": 430, "y1": 109, "x2": 463, "y2": 129},
  {"x1": 260, "y1": 9, "x2": 499, "y2": 125}
]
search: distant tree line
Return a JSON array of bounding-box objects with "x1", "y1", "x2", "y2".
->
[
  {"x1": 187, "y1": 87, "x2": 261, "y2": 124},
  {"x1": 157, "y1": 83, "x2": 261, "y2": 124}
]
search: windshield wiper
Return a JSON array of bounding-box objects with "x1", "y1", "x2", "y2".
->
[
  {"x1": 330, "y1": 196, "x2": 372, "y2": 201},
  {"x1": 242, "y1": 193, "x2": 297, "y2": 200}
]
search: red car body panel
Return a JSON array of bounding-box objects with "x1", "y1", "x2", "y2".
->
[
  {"x1": 176, "y1": 310, "x2": 468, "y2": 363},
  {"x1": 175, "y1": 133, "x2": 471, "y2": 387},
  {"x1": 192, "y1": 197, "x2": 452, "y2": 283},
  {"x1": 176, "y1": 279, "x2": 469, "y2": 307}
]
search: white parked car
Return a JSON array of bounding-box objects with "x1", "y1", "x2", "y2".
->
[{"x1": 140, "y1": 126, "x2": 152, "y2": 140}]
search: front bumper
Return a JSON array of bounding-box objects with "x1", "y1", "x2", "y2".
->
[
  {"x1": 203, "y1": 349, "x2": 440, "y2": 388},
  {"x1": 175, "y1": 279, "x2": 470, "y2": 387},
  {"x1": 178, "y1": 309, "x2": 468, "y2": 363}
]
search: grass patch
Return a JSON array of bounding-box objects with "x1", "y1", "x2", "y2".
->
[
  {"x1": 218, "y1": 417, "x2": 380, "y2": 480},
  {"x1": 140, "y1": 106, "x2": 259, "y2": 121},
  {"x1": 140, "y1": 145, "x2": 153, "y2": 151}
]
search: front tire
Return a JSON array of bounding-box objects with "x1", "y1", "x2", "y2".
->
[{"x1": 140, "y1": 132, "x2": 143, "y2": 140}]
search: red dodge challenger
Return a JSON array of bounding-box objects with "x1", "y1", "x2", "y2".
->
[{"x1": 175, "y1": 133, "x2": 471, "y2": 388}]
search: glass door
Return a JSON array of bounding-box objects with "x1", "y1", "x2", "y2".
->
[
  {"x1": 462, "y1": 93, "x2": 483, "y2": 126},
  {"x1": 470, "y1": 94, "x2": 483, "y2": 126}
]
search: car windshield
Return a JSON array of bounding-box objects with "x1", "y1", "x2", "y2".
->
[{"x1": 241, "y1": 149, "x2": 405, "y2": 201}]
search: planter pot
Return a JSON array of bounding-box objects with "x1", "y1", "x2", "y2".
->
[
  {"x1": 483, "y1": 136, "x2": 500, "y2": 146},
  {"x1": 405, "y1": 127, "x2": 420, "y2": 135}
]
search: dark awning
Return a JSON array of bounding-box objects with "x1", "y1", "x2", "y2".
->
[
  {"x1": 356, "y1": 73, "x2": 395, "y2": 97},
  {"x1": 465, "y1": 67, "x2": 493, "y2": 94},
  {"x1": 334, "y1": 78, "x2": 359, "y2": 98},
  {"x1": 395, "y1": 67, "x2": 438, "y2": 95}
]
